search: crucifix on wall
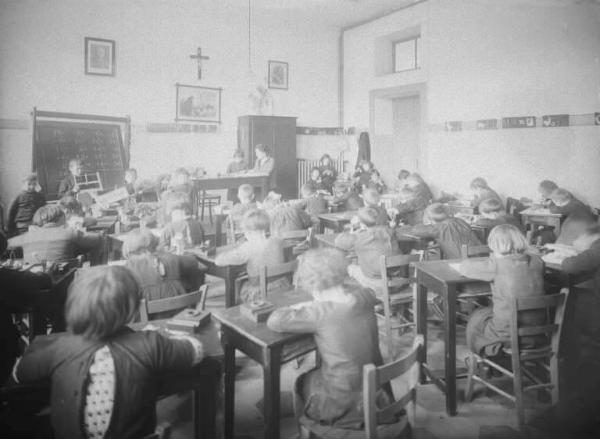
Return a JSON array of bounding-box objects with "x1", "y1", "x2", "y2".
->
[{"x1": 190, "y1": 47, "x2": 210, "y2": 79}]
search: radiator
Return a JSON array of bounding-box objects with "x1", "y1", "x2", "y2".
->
[{"x1": 297, "y1": 154, "x2": 344, "y2": 196}]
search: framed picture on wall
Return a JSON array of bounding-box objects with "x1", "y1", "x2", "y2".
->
[
  {"x1": 268, "y1": 60, "x2": 288, "y2": 90},
  {"x1": 175, "y1": 83, "x2": 222, "y2": 123},
  {"x1": 84, "y1": 37, "x2": 116, "y2": 76}
]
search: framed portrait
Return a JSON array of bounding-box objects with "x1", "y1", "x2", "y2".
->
[
  {"x1": 268, "y1": 60, "x2": 288, "y2": 90},
  {"x1": 84, "y1": 37, "x2": 116, "y2": 76},
  {"x1": 175, "y1": 84, "x2": 222, "y2": 123}
]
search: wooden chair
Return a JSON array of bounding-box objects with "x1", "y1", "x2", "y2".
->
[
  {"x1": 258, "y1": 259, "x2": 299, "y2": 298},
  {"x1": 299, "y1": 335, "x2": 423, "y2": 439},
  {"x1": 377, "y1": 252, "x2": 423, "y2": 359},
  {"x1": 279, "y1": 228, "x2": 313, "y2": 257},
  {"x1": 465, "y1": 289, "x2": 569, "y2": 428},
  {"x1": 198, "y1": 190, "x2": 221, "y2": 224},
  {"x1": 139, "y1": 284, "x2": 208, "y2": 322}
]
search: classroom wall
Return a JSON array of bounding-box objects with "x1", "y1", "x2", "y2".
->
[
  {"x1": 343, "y1": 0, "x2": 600, "y2": 205},
  {"x1": 0, "y1": 0, "x2": 340, "y2": 206}
]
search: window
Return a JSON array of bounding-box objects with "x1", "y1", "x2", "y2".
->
[{"x1": 393, "y1": 36, "x2": 420, "y2": 72}]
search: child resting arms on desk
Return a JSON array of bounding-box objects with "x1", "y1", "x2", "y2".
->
[
  {"x1": 267, "y1": 248, "x2": 399, "y2": 431},
  {"x1": 15, "y1": 265, "x2": 203, "y2": 439},
  {"x1": 455, "y1": 224, "x2": 546, "y2": 361}
]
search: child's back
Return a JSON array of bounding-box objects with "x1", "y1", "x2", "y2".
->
[
  {"x1": 160, "y1": 217, "x2": 205, "y2": 249},
  {"x1": 407, "y1": 217, "x2": 482, "y2": 259}
]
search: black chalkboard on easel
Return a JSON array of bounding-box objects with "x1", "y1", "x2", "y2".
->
[{"x1": 32, "y1": 109, "x2": 130, "y2": 200}]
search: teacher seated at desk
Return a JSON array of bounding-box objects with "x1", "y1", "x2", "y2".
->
[
  {"x1": 8, "y1": 205, "x2": 102, "y2": 264},
  {"x1": 253, "y1": 143, "x2": 276, "y2": 192}
]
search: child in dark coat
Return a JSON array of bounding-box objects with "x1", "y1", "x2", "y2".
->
[{"x1": 8, "y1": 173, "x2": 46, "y2": 235}]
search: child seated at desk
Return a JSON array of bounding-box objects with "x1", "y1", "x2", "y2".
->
[
  {"x1": 267, "y1": 248, "x2": 397, "y2": 430},
  {"x1": 225, "y1": 184, "x2": 257, "y2": 243},
  {"x1": 306, "y1": 167, "x2": 324, "y2": 192},
  {"x1": 559, "y1": 224, "x2": 600, "y2": 415},
  {"x1": 555, "y1": 209, "x2": 598, "y2": 246},
  {"x1": 15, "y1": 265, "x2": 203, "y2": 439},
  {"x1": 473, "y1": 198, "x2": 522, "y2": 230},
  {"x1": 335, "y1": 207, "x2": 400, "y2": 296},
  {"x1": 159, "y1": 201, "x2": 205, "y2": 251},
  {"x1": 353, "y1": 160, "x2": 385, "y2": 193},
  {"x1": 226, "y1": 150, "x2": 248, "y2": 202},
  {"x1": 58, "y1": 158, "x2": 82, "y2": 198},
  {"x1": 159, "y1": 168, "x2": 196, "y2": 224},
  {"x1": 549, "y1": 188, "x2": 592, "y2": 218},
  {"x1": 58, "y1": 195, "x2": 98, "y2": 230},
  {"x1": 470, "y1": 177, "x2": 502, "y2": 213},
  {"x1": 215, "y1": 209, "x2": 289, "y2": 303},
  {"x1": 397, "y1": 203, "x2": 482, "y2": 259},
  {"x1": 7, "y1": 173, "x2": 46, "y2": 236},
  {"x1": 269, "y1": 203, "x2": 313, "y2": 239},
  {"x1": 395, "y1": 185, "x2": 429, "y2": 226},
  {"x1": 123, "y1": 229, "x2": 205, "y2": 305},
  {"x1": 457, "y1": 224, "x2": 545, "y2": 360},
  {"x1": 8, "y1": 205, "x2": 102, "y2": 264},
  {"x1": 318, "y1": 154, "x2": 337, "y2": 194},
  {"x1": 407, "y1": 173, "x2": 433, "y2": 202},
  {"x1": 538, "y1": 180, "x2": 558, "y2": 208},
  {"x1": 395, "y1": 169, "x2": 411, "y2": 191},
  {"x1": 300, "y1": 183, "x2": 328, "y2": 223},
  {"x1": 331, "y1": 180, "x2": 364, "y2": 211},
  {"x1": 361, "y1": 187, "x2": 389, "y2": 226}
]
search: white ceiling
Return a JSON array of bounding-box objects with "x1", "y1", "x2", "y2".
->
[{"x1": 222, "y1": 0, "x2": 421, "y2": 29}]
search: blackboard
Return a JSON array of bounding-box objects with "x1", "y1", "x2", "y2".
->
[{"x1": 33, "y1": 120, "x2": 128, "y2": 200}]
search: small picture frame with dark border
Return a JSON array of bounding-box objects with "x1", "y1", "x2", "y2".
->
[
  {"x1": 84, "y1": 37, "x2": 116, "y2": 76},
  {"x1": 268, "y1": 60, "x2": 289, "y2": 90}
]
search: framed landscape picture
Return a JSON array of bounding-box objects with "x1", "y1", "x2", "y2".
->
[
  {"x1": 268, "y1": 60, "x2": 288, "y2": 90},
  {"x1": 84, "y1": 37, "x2": 116, "y2": 76},
  {"x1": 175, "y1": 84, "x2": 222, "y2": 123}
]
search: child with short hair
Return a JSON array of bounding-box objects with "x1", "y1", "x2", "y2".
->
[
  {"x1": 332, "y1": 180, "x2": 364, "y2": 211},
  {"x1": 226, "y1": 150, "x2": 249, "y2": 202},
  {"x1": 470, "y1": 177, "x2": 502, "y2": 213},
  {"x1": 226, "y1": 183, "x2": 257, "y2": 242},
  {"x1": 300, "y1": 183, "x2": 328, "y2": 223},
  {"x1": 335, "y1": 206, "x2": 400, "y2": 295},
  {"x1": 159, "y1": 201, "x2": 205, "y2": 250},
  {"x1": 8, "y1": 173, "x2": 46, "y2": 235},
  {"x1": 307, "y1": 167, "x2": 323, "y2": 191},
  {"x1": 58, "y1": 158, "x2": 83, "y2": 197},
  {"x1": 215, "y1": 209, "x2": 289, "y2": 303},
  {"x1": 549, "y1": 188, "x2": 591, "y2": 217},
  {"x1": 395, "y1": 180, "x2": 430, "y2": 226},
  {"x1": 58, "y1": 195, "x2": 98, "y2": 230},
  {"x1": 353, "y1": 160, "x2": 377, "y2": 193},
  {"x1": 473, "y1": 198, "x2": 522, "y2": 230},
  {"x1": 124, "y1": 229, "x2": 204, "y2": 304},
  {"x1": 267, "y1": 248, "x2": 397, "y2": 430},
  {"x1": 8, "y1": 204, "x2": 102, "y2": 263},
  {"x1": 398, "y1": 203, "x2": 482, "y2": 259},
  {"x1": 124, "y1": 168, "x2": 139, "y2": 195},
  {"x1": 538, "y1": 180, "x2": 558, "y2": 207},
  {"x1": 269, "y1": 203, "x2": 313, "y2": 238},
  {"x1": 395, "y1": 169, "x2": 411, "y2": 191},
  {"x1": 159, "y1": 168, "x2": 196, "y2": 226},
  {"x1": 457, "y1": 224, "x2": 545, "y2": 358},
  {"x1": 318, "y1": 154, "x2": 337, "y2": 194},
  {"x1": 15, "y1": 265, "x2": 203, "y2": 439},
  {"x1": 361, "y1": 187, "x2": 389, "y2": 226}
]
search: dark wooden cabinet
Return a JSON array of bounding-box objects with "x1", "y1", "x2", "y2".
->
[{"x1": 237, "y1": 115, "x2": 297, "y2": 200}]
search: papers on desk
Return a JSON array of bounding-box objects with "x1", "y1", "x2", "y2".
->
[
  {"x1": 542, "y1": 244, "x2": 578, "y2": 265},
  {"x1": 448, "y1": 262, "x2": 462, "y2": 273}
]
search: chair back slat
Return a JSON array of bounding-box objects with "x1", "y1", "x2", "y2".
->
[
  {"x1": 140, "y1": 285, "x2": 208, "y2": 322},
  {"x1": 258, "y1": 260, "x2": 299, "y2": 298},
  {"x1": 516, "y1": 293, "x2": 565, "y2": 311},
  {"x1": 460, "y1": 244, "x2": 491, "y2": 259},
  {"x1": 363, "y1": 335, "x2": 423, "y2": 438},
  {"x1": 517, "y1": 324, "x2": 559, "y2": 337}
]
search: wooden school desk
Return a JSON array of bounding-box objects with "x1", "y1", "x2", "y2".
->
[
  {"x1": 412, "y1": 257, "x2": 564, "y2": 416},
  {"x1": 520, "y1": 207, "x2": 563, "y2": 236},
  {"x1": 191, "y1": 172, "x2": 269, "y2": 200},
  {"x1": 189, "y1": 243, "x2": 294, "y2": 308},
  {"x1": 317, "y1": 210, "x2": 357, "y2": 233},
  {"x1": 213, "y1": 290, "x2": 316, "y2": 439}
]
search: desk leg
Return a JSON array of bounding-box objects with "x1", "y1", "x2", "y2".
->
[
  {"x1": 222, "y1": 334, "x2": 236, "y2": 439},
  {"x1": 224, "y1": 267, "x2": 236, "y2": 308},
  {"x1": 442, "y1": 284, "x2": 457, "y2": 416},
  {"x1": 415, "y1": 279, "x2": 428, "y2": 385},
  {"x1": 193, "y1": 358, "x2": 221, "y2": 439},
  {"x1": 263, "y1": 347, "x2": 282, "y2": 439}
]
